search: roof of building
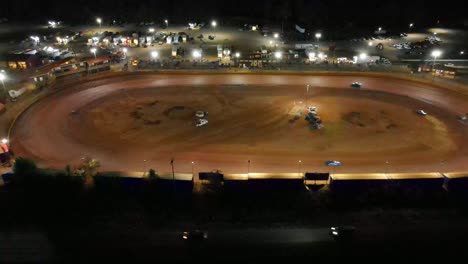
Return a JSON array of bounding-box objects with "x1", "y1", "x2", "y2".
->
[
  {"x1": 2, "y1": 52, "x2": 38, "y2": 61},
  {"x1": 433, "y1": 65, "x2": 458, "y2": 72},
  {"x1": 85, "y1": 56, "x2": 110, "y2": 64},
  {"x1": 32, "y1": 57, "x2": 78, "y2": 77}
]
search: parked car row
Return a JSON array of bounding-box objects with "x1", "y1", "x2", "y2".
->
[
  {"x1": 393, "y1": 42, "x2": 412, "y2": 50},
  {"x1": 377, "y1": 57, "x2": 392, "y2": 65},
  {"x1": 350, "y1": 34, "x2": 404, "y2": 42},
  {"x1": 426, "y1": 35, "x2": 442, "y2": 45}
]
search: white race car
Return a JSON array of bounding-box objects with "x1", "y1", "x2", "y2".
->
[
  {"x1": 196, "y1": 119, "x2": 208, "y2": 127},
  {"x1": 305, "y1": 106, "x2": 317, "y2": 113},
  {"x1": 416, "y1": 110, "x2": 427, "y2": 116},
  {"x1": 195, "y1": 111, "x2": 208, "y2": 118}
]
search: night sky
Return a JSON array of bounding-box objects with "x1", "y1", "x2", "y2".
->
[{"x1": 1, "y1": 0, "x2": 467, "y2": 28}]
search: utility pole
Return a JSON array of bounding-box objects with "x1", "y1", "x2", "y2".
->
[
  {"x1": 171, "y1": 158, "x2": 175, "y2": 193},
  {"x1": 298, "y1": 160, "x2": 302, "y2": 177},
  {"x1": 142, "y1": 159, "x2": 147, "y2": 177}
]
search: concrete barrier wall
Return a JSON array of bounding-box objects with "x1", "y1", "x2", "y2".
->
[{"x1": 91, "y1": 170, "x2": 468, "y2": 194}]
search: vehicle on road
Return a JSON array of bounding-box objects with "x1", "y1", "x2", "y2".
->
[
  {"x1": 457, "y1": 115, "x2": 467, "y2": 121},
  {"x1": 182, "y1": 230, "x2": 208, "y2": 241},
  {"x1": 351, "y1": 82, "x2": 362, "y2": 88},
  {"x1": 325, "y1": 160, "x2": 342, "y2": 166},
  {"x1": 330, "y1": 226, "x2": 355, "y2": 241},
  {"x1": 196, "y1": 119, "x2": 208, "y2": 127},
  {"x1": 416, "y1": 110, "x2": 427, "y2": 116}
]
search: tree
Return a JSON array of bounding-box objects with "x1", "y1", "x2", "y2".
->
[
  {"x1": 81, "y1": 157, "x2": 100, "y2": 188},
  {"x1": 65, "y1": 165, "x2": 71, "y2": 177},
  {"x1": 12, "y1": 157, "x2": 38, "y2": 186},
  {"x1": 148, "y1": 169, "x2": 158, "y2": 182}
]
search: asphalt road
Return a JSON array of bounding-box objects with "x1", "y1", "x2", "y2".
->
[
  {"x1": 5, "y1": 223, "x2": 468, "y2": 262},
  {"x1": 148, "y1": 227, "x2": 332, "y2": 246}
]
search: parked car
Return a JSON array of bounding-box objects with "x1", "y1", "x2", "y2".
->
[{"x1": 416, "y1": 110, "x2": 427, "y2": 116}]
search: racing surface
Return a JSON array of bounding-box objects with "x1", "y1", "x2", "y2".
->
[{"x1": 10, "y1": 74, "x2": 468, "y2": 174}]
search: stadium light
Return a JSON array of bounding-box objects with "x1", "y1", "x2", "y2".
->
[
  {"x1": 90, "y1": 48, "x2": 97, "y2": 58},
  {"x1": 274, "y1": 51, "x2": 282, "y2": 59},
  {"x1": 151, "y1": 51, "x2": 159, "y2": 59},
  {"x1": 308, "y1": 52, "x2": 316, "y2": 60},
  {"x1": 359, "y1": 53, "x2": 367, "y2": 60},
  {"x1": 274, "y1": 33, "x2": 279, "y2": 39},
  {"x1": 96, "y1": 17, "x2": 102, "y2": 28},
  {"x1": 431, "y1": 50, "x2": 442, "y2": 67},
  {"x1": 235, "y1": 52, "x2": 240, "y2": 58},
  {"x1": 315, "y1": 33, "x2": 322, "y2": 45},
  {"x1": 0, "y1": 72, "x2": 6, "y2": 90},
  {"x1": 192, "y1": 50, "x2": 202, "y2": 60},
  {"x1": 211, "y1": 20, "x2": 217, "y2": 37},
  {"x1": 432, "y1": 50, "x2": 442, "y2": 58}
]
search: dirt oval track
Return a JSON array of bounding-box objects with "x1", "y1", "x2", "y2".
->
[{"x1": 10, "y1": 74, "x2": 468, "y2": 174}]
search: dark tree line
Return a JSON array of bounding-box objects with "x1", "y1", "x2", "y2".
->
[{"x1": 1, "y1": 0, "x2": 467, "y2": 28}]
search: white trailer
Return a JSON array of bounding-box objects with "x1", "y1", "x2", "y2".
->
[{"x1": 9, "y1": 87, "x2": 28, "y2": 101}]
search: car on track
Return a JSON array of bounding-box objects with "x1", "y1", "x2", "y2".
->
[
  {"x1": 195, "y1": 111, "x2": 208, "y2": 118},
  {"x1": 182, "y1": 230, "x2": 208, "y2": 241},
  {"x1": 305, "y1": 106, "x2": 317, "y2": 113},
  {"x1": 325, "y1": 160, "x2": 342, "y2": 166},
  {"x1": 351, "y1": 82, "x2": 362, "y2": 88},
  {"x1": 457, "y1": 115, "x2": 467, "y2": 121},
  {"x1": 330, "y1": 226, "x2": 355, "y2": 241},
  {"x1": 416, "y1": 110, "x2": 428, "y2": 116},
  {"x1": 196, "y1": 119, "x2": 208, "y2": 127}
]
